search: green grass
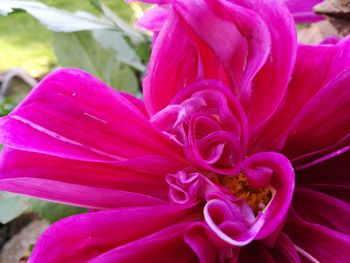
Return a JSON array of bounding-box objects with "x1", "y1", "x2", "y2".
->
[{"x1": 0, "y1": 0, "x2": 134, "y2": 77}]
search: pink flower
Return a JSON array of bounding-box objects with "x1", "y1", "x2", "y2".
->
[{"x1": 0, "y1": 0, "x2": 349, "y2": 262}]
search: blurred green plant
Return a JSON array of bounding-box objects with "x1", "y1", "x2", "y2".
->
[
  {"x1": 0, "y1": 193, "x2": 86, "y2": 224},
  {"x1": 0, "y1": 0, "x2": 151, "y2": 93},
  {"x1": 0, "y1": 0, "x2": 151, "y2": 225}
]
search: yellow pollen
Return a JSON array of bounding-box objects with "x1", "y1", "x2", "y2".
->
[{"x1": 220, "y1": 173, "x2": 272, "y2": 215}]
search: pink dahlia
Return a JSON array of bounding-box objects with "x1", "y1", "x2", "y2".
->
[{"x1": 0, "y1": 0, "x2": 349, "y2": 262}]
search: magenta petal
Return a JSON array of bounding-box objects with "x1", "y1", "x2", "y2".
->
[
  {"x1": 0, "y1": 147, "x2": 186, "y2": 204},
  {"x1": 29, "y1": 204, "x2": 198, "y2": 262},
  {"x1": 90, "y1": 224, "x2": 197, "y2": 263},
  {"x1": 243, "y1": 152, "x2": 295, "y2": 239},
  {"x1": 296, "y1": 147, "x2": 350, "y2": 194},
  {"x1": 270, "y1": 233, "x2": 301, "y2": 263},
  {"x1": 172, "y1": 0, "x2": 296, "y2": 129},
  {"x1": 292, "y1": 187, "x2": 350, "y2": 235},
  {"x1": 0, "y1": 68, "x2": 182, "y2": 162},
  {"x1": 295, "y1": 146, "x2": 350, "y2": 203},
  {"x1": 285, "y1": 208, "x2": 350, "y2": 262},
  {"x1": 0, "y1": 177, "x2": 166, "y2": 209},
  {"x1": 137, "y1": 5, "x2": 169, "y2": 32},
  {"x1": 283, "y1": 67, "x2": 350, "y2": 159},
  {"x1": 285, "y1": 0, "x2": 324, "y2": 23},
  {"x1": 204, "y1": 198, "x2": 264, "y2": 247},
  {"x1": 184, "y1": 223, "x2": 218, "y2": 263},
  {"x1": 143, "y1": 10, "x2": 200, "y2": 114},
  {"x1": 250, "y1": 38, "x2": 350, "y2": 153}
]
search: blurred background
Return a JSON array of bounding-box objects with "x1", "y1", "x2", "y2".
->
[{"x1": 1, "y1": 0, "x2": 134, "y2": 76}]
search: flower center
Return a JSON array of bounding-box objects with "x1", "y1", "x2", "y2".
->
[{"x1": 208, "y1": 173, "x2": 273, "y2": 215}]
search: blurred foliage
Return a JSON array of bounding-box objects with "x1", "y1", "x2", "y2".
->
[
  {"x1": 28, "y1": 199, "x2": 86, "y2": 223},
  {"x1": 0, "y1": 193, "x2": 86, "y2": 224},
  {"x1": 0, "y1": 0, "x2": 152, "y2": 224},
  {"x1": 0, "y1": 97, "x2": 17, "y2": 116},
  {"x1": 0, "y1": 0, "x2": 134, "y2": 76}
]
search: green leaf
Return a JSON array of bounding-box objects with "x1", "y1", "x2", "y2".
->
[
  {"x1": 0, "y1": 0, "x2": 115, "y2": 32},
  {"x1": 89, "y1": 0, "x2": 103, "y2": 13},
  {"x1": 98, "y1": 2, "x2": 144, "y2": 44},
  {"x1": 0, "y1": 97, "x2": 18, "y2": 116},
  {"x1": 0, "y1": 193, "x2": 29, "y2": 224},
  {"x1": 0, "y1": 192, "x2": 86, "y2": 224},
  {"x1": 53, "y1": 30, "x2": 141, "y2": 93},
  {"x1": 28, "y1": 199, "x2": 86, "y2": 223}
]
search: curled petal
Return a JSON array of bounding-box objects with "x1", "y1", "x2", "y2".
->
[
  {"x1": 166, "y1": 170, "x2": 203, "y2": 204},
  {"x1": 243, "y1": 152, "x2": 295, "y2": 239},
  {"x1": 152, "y1": 81, "x2": 247, "y2": 174},
  {"x1": 204, "y1": 198, "x2": 263, "y2": 247},
  {"x1": 174, "y1": 0, "x2": 296, "y2": 128},
  {"x1": 188, "y1": 131, "x2": 242, "y2": 175},
  {"x1": 144, "y1": 0, "x2": 297, "y2": 129}
]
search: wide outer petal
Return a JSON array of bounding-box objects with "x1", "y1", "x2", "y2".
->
[
  {"x1": 29, "y1": 204, "x2": 199, "y2": 263},
  {"x1": 285, "y1": 208, "x2": 350, "y2": 262},
  {"x1": 90, "y1": 224, "x2": 197, "y2": 263},
  {"x1": 143, "y1": 9, "x2": 200, "y2": 115},
  {"x1": 270, "y1": 233, "x2": 301, "y2": 263},
  {"x1": 0, "y1": 147, "x2": 185, "y2": 207},
  {"x1": 295, "y1": 148, "x2": 350, "y2": 202},
  {"x1": 0, "y1": 68, "x2": 183, "y2": 162},
  {"x1": 292, "y1": 187, "x2": 350, "y2": 235},
  {"x1": 283, "y1": 67, "x2": 350, "y2": 159},
  {"x1": 250, "y1": 38, "x2": 350, "y2": 154}
]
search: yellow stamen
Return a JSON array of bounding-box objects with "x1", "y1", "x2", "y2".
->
[{"x1": 220, "y1": 173, "x2": 272, "y2": 215}]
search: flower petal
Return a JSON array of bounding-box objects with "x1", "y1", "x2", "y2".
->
[
  {"x1": 283, "y1": 67, "x2": 350, "y2": 159},
  {"x1": 184, "y1": 223, "x2": 218, "y2": 263},
  {"x1": 143, "y1": 10, "x2": 200, "y2": 114},
  {"x1": 0, "y1": 147, "x2": 185, "y2": 207},
  {"x1": 285, "y1": 0, "x2": 324, "y2": 23},
  {"x1": 90, "y1": 224, "x2": 197, "y2": 263},
  {"x1": 270, "y1": 233, "x2": 301, "y2": 263},
  {"x1": 29, "y1": 204, "x2": 199, "y2": 262},
  {"x1": 172, "y1": 0, "x2": 297, "y2": 129},
  {"x1": 143, "y1": 0, "x2": 297, "y2": 129},
  {"x1": 243, "y1": 152, "x2": 295, "y2": 240},
  {"x1": 292, "y1": 187, "x2": 350, "y2": 235},
  {"x1": 0, "y1": 68, "x2": 182, "y2": 162},
  {"x1": 285, "y1": 208, "x2": 350, "y2": 262},
  {"x1": 250, "y1": 38, "x2": 350, "y2": 153}
]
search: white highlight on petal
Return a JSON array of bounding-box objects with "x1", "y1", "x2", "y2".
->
[{"x1": 294, "y1": 245, "x2": 320, "y2": 263}]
